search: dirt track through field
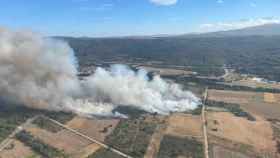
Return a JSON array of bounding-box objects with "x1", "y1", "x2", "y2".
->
[{"x1": 203, "y1": 88, "x2": 209, "y2": 158}]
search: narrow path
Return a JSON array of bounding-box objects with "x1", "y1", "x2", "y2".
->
[
  {"x1": 202, "y1": 87, "x2": 209, "y2": 158},
  {"x1": 43, "y1": 116, "x2": 133, "y2": 158},
  {"x1": 0, "y1": 116, "x2": 38, "y2": 152}
]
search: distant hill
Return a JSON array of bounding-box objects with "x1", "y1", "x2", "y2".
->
[
  {"x1": 190, "y1": 24, "x2": 280, "y2": 37},
  {"x1": 55, "y1": 24, "x2": 280, "y2": 81}
]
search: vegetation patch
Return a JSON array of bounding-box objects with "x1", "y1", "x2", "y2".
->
[
  {"x1": 164, "y1": 75, "x2": 280, "y2": 93},
  {"x1": 112, "y1": 106, "x2": 148, "y2": 119},
  {"x1": 104, "y1": 116, "x2": 158, "y2": 158},
  {"x1": 0, "y1": 102, "x2": 74, "y2": 143},
  {"x1": 32, "y1": 117, "x2": 63, "y2": 133},
  {"x1": 206, "y1": 100, "x2": 256, "y2": 121},
  {"x1": 43, "y1": 111, "x2": 75, "y2": 124},
  {"x1": 189, "y1": 104, "x2": 202, "y2": 115},
  {"x1": 157, "y1": 135, "x2": 204, "y2": 158},
  {"x1": 87, "y1": 148, "x2": 124, "y2": 158},
  {"x1": 0, "y1": 104, "x2": 40, "y2": 143},
  {"x1": 16, "y1": 130, "x2": 68, "y2": 158}
]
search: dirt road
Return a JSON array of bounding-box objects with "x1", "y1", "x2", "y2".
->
[{"x1": 202, "y1": 87, "x2": 209, "y2": 158}]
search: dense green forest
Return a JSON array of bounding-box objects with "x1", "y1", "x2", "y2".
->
[{"x1": 58, "y1": 35, "x2": 280, "y2": 81}]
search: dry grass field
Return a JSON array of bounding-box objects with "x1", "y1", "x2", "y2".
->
[
  {"x1": 25, "y1": 126, "x2": 101, "y2": 158},
  {"x1": 66, "y1": 116, "x2": 120, "y2": 142},
  {"x1": 207, "y1": 112, "x2": 277, "y2": 154},
  {"x1": 264, "y1": 93, "x2": 280, "y2": 103},
  {"x1": 208, "y1": 89, "x2": 280, "y2": 120},
  {"x1": 0, "y1": 139, "x2": 37, "y2": 158},
  {"x1": 211, "y1": 145, "x2": 250, "y2": 158},
  {"x1": 208, "y1": 89, "x2": 259, "y2": 104},
  {"x1": 165, "y1": 113, "x2": 203, "y2": 138}
]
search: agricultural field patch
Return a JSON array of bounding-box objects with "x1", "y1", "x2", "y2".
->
[
  {"x1": 87, "y1": 148, "x2": 124, "y2": 158},
  {"x1": 230, "y1": 79, "x2": 280, "y2": 90},
  {"x1": 104, "y1": 115, "x2": 160, "y2": 158},
  {"x1": 157, "y1": 135, "x2": 204, "y2": 158},
  {"x1": 165, "y1": 113, "x2": 203, "y2": 138},
  {"x1": 66, "y1": 116, "x2": 120, "y2": 142},
  {"x1": 144, "y1": 115, "x2": 167, "y2": 158},
  {"x1": 207, "y1": 112, "x2": 276, "y2": 154},
  {"x1": 211, "y1": 145, "x2": 250, "y2": 158},
  {"x1": 264, "y1": 93, "x2": 280, "y2": 103},
  {"x1": 0, "y1": 139, "x2": 38, "y2": 158},
  {"x1": 24, "y1": 126, "x2": 100, "y2": 158},
  {"x1": 208, "y1": 90, "x2": 260, "y2": 104},
  {"x1": 208, "y1": 89, "x2": 280, "y2": 119}
]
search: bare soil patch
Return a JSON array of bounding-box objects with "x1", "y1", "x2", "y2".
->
[{"x1": 66, "y1": 116, "x2": 120, "y2": 142}]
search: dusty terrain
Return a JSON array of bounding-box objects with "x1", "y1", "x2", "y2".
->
[
  {"x1": 66, "y1": 116, "x2": 120, "y2": 142},
  {"x1": 207, "y1": 111, "x2": 277, "y2": 154}
]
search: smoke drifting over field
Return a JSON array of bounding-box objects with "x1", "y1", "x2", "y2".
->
[{"x1": 0, "y1": 28, "x2": 200, "y2": 117}]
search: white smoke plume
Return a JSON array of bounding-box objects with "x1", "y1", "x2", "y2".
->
[{"x1": 0, "y1": 27, "x2": 200, "y2": 117}]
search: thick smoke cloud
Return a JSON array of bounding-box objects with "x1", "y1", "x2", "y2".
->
[{"x1": 0, "y1": 27, "x2": 200, "y2": 117}]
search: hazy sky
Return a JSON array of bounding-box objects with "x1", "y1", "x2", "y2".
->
[{"x1": 1, "y1": 0, "x2": 280, "y2": 37}]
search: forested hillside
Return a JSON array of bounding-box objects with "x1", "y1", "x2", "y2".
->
[{"x1": 57, "y1": 35, "x2": 280, "y2": 81}]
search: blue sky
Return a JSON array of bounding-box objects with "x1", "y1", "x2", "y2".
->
[{"x1": 1, "y1": 0, "x2": 280, "y2": 37}]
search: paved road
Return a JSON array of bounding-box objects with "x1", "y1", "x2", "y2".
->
[
  {"x1": 0, "y1": 116, "x2": 38, "y2": 152},
  {"x1": 43, "y1": 116, "x2": 134, "y2": 158},
  {"x1": 202, "y1": 87, "x2": 209, "y2": 158}
]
